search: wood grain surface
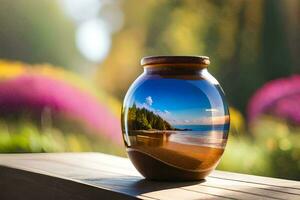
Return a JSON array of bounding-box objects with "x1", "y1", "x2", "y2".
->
[{"x1": 0, "y1": 153, "x2": 299, "y2": 200}]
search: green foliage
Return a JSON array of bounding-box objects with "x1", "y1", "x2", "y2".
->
[
  {"x1": 0, "y1": 0, "x2": 81, "y2": 68},
  {"x1": 0, "y1": 119, "x2": 125, "y2": 156},
  {"x1": 218, "y1": 136, "x2": 273, "y2": 177},
  {"x1": 218, "y1": 116, "x2": 300, "y2": 180},
  {"x1": 127, "y1": 104, "x2": 173, "y2": 130},
  {"x1": 98, "y1": 0, "x2": 300, "y2": 113}
]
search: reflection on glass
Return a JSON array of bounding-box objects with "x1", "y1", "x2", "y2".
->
[{"x1": 122, "y1": 75, "x2": 229, "y2": 180}]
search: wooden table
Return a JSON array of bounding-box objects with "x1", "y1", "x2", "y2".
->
[{"x1": 0, "y1": 153, "x2": 299, "y2": 200}]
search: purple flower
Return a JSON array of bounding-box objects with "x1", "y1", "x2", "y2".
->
[
  {"x1": 247, "y1": 75, "x2": 300, "y2": 124},
  {"x1": 0, "y1": 74, "x2": 122, "y2": 142}
]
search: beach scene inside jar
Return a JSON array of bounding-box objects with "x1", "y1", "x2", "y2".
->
[{"x1": 122, "y1": 77, "x2": 229, "y2": 171}]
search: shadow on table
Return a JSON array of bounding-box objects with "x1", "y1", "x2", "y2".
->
[
  {"x1": 83, "y1": 175, "x2": 205, "y2": 196},
  {"x1": 83, "y1": 175, "x2": 299, "y2": 199}
]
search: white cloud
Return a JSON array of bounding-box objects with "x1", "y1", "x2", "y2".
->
[
  {"x1": 205, "y1": 108, "x2": 219, "y2": 113},
  {"x1": 145, "y1": 96, "x2": 153, "y2": 106}
]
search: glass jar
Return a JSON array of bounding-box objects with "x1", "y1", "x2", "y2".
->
[{"x1": 121, "y1": 56, "x2": 230, "y2": 181}]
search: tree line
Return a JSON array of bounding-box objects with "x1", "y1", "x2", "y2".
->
[{"x1": 126, "y1": 104, "x2": 174, "y2": 130}]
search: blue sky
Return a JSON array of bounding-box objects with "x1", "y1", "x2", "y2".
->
[{"x1": 130, "y1": 78, "x2": 229, "y2": 125}]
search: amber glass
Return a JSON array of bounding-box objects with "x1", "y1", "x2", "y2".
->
[{"x1": 121, "y1": 56, "x2": 230, "y2": 181}]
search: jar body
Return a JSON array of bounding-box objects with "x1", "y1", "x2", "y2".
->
[{"x1": 121, "y1": 67, "x2": 229, "y2": 180}]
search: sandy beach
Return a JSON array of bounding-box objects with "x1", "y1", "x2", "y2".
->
[{"x1": 126, "y1": 130, "x2": 226, "y2": 172}]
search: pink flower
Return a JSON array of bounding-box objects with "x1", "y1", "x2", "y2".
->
[
  {"x1": 0, "y1": 74, "x2": 122, "y2": 142},
  {"x1": 247, "y1": 75, "x2": 300, "y2": 124}
]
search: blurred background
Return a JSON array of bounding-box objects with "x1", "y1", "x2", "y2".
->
[{"x1": 0, "y1": 0, "x2": 299, "y2": 180}]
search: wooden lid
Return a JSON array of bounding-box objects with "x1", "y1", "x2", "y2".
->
[{"x1": 141, "y1": 56, "x2": 210, "y2": 67}]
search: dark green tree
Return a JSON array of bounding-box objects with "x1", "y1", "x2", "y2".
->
[{"x1": 125, "y1": 105, "x2": 174, "y2": 131}]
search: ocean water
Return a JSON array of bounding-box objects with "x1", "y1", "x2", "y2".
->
[
  {"x1": 174, "y1": 124, "x2": 230, "y2": 132},
  {"x1": 171, "y1": 124, "x2": 229, "y2": 141}
]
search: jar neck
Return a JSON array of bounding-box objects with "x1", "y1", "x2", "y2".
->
[
  {"x1": 143, "y1": 66, "x2": 208, "y2": 76},
  {"x1": 143, "y1": 66, "x2": 208, "y2": 78}
]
